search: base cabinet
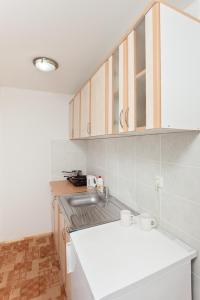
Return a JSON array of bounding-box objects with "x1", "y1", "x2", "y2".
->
[
  {"x1": 59, "y1": 212, "x2": 67, "y2": 290},
  {"x1": 53, "y1": 199, "x2": 71, "y2": 300},
  {"x1": 53, "y1": 197, "x2": 60, "y2": 254}
]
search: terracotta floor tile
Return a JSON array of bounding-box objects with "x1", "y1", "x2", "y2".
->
[{"x1": 0, "y1": 233, "x2": 66, "y2": 300}]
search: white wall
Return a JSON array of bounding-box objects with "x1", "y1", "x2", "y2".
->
[{"x1": 0, "y1": 87, "x2": 87, "y2": 242}]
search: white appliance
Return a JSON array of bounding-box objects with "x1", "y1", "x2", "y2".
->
[
  {"x1": 87, "y1": 175, "x2": 97, "y2": 188},
  {"x1": 67, "y1": 221, "x2": 196, "y2": 300}
]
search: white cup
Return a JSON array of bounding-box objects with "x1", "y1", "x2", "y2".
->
[
  {"x1": 139, "y1": 213, "x2": 157, "y2": 231},
  {"x1": 120, "y1": 210, "x2": 135, "y2": 226}
]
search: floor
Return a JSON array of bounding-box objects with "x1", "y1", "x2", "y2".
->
[{"x1": 0, "y1": 234, "x2": 66, "y2": 300}]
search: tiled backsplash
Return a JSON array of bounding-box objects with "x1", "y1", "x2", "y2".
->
[
  {"x1": 51, "y1": 139, "x2": 87, "y2": 180},
  {"x1": 87, "y1": 132, "x2": 200, "y2": 299}
]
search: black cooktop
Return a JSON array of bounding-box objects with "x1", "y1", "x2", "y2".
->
[{"x1": 67, "y1": 175, "x2": 87, "y2": 187}]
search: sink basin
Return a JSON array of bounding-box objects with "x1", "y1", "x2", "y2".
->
[{"x1": 66, "y1": 192, "x2": 105, "y2": 208}]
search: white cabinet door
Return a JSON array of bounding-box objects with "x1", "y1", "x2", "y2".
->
[
  {"x1": 73, "y1": 93, "x2": 81, "y2": 138},
  {"x1": 91, "y1": 63, "x2": 107, "y2": 136},
  {"x1": 160, "y1": 4, "x2": 200, "y2": 130},
  {"x1": 80, "y1": 81, "x2": 91, "y2": 137}
]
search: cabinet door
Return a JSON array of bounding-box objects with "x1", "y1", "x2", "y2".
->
[
  {"x1": 135, "y1": 17, "x2": 147, "y2": 131},
  {"x1": 119, "y1": 39, "x2": 128, "y2": 133},
  {"x1": 65, "y1": 234, "x2": 72, "y2": 300},
  {"x1": 69, "y1": 100, "x2": 74, "y2": 139},
  {"x1": 54, "y1": 199, "x2": 60, "y2": 254},
  {"x1": 73, "y1": 93, "x2": 81, "y2": 138},
  {"x1": 107, "y1": 56, "x2": 113, "y2": 134},
  {"x1": 59, "y1": 212, "x2": 67, "y2": 291},
  {"x1": 160, "y1": 3, "x2": 200, "y2": 130},
  {"x1": 127, "y1": 30, "x2": 136, "y2": 132},
  {"x1": 145, "y1": 4, "x2": 160, "y2": 130},
  {"x1": 80, "y1": 81, "x2": 91, "y2": 137},
  {"x1": 91, "y1": 63, "x2": 108, "y2": 136}
]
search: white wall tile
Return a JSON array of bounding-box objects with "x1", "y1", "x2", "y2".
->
[
  {"x1": 162, "y1": 162, "x2": 200, "y2": 205},
  {"x1": 117, "y1": 137, "x2": 136, "y2": 178},
  {"x1": 136, "y1": 135, "x2": 161, "y2": 161},
  {"x1": 116, "y1": 175, "x2": 136, "y2": 209},
  {"x1": 136, "y1": 159, "x2": 160, "y2": 187},
  {"x1": 51, "y1": 140, "x2": 87, "y2": 180},
  {"x1": 161, "y1": 132, "x2": 200, "y2": 166},
  {"x1": 161, "y1": 192, "x2": 200, "y2": 242},
  {"x1": 136, "y1": 182, "x2": 160, "y2": 218}
]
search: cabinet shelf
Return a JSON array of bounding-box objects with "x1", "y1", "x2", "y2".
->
[{"x1": 136, "y1": 69, "x2": 146, "y2": 79}]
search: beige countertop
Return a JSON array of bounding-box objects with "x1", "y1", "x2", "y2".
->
[{"x1": 50, "y1": 180, "x2": 88, "y2": 197}]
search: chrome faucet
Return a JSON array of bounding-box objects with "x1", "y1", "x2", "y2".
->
[{"x1": 103, "y1": 186, "x2": 109, "y2": 199}]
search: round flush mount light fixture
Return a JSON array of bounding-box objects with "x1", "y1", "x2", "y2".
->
[{"x1": 33, "y1": 57, "x2": 58, "y2": 72}]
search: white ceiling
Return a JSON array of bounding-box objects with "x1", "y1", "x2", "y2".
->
[{"x1": 0, "y1": 0, "x2": 193, "y2": 94}]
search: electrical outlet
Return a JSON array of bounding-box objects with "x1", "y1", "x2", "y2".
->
[{"x1": 155, "y1": 176, "x2": 164, "y2": 191}]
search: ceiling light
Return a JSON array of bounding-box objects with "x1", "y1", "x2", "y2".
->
[{"x1": 33, "y1": 57, "x2": 58, "y2": 72}]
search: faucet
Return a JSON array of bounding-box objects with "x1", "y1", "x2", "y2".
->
[{"x1": 103, "y1": 186, "x2": 109, "y2": 199}]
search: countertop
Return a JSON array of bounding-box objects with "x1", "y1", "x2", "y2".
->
[
  {"x1": 70, "y1": 221, "x2": 196, "y2": 300},
  {"x1": 50, "y1": 180, "x2": 88, "y2": 197}
]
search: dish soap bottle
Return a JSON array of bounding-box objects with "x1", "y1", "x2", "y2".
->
[{"x1": 96, "y1": 176, "x2": 104, "y2": 193}]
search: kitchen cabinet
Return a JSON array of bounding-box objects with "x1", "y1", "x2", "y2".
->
[
  {"x1": 53, "y1": 197, "x2": 60, "y2": 254},
  {"x1": 90, "y1": 63, "x2": 108, "y2": 136},
  {"x1": 73, "y1": 93, "x2": 81, "y2": 138},
  {"x1": 69, "y1": 2, "x2": 200, "y2": 139},
  {"x1": 58, "y1": 210, "x2": 72, "y2": 300},
  {"x1": 108, "y1": 34, "x2": 135, "y2": 134},
  {"x1": 117, "y1": 34, "x2": 136, "y2": 133},
  {"x1": 58, "y1": 211, "x2": 67, "y2": 291},
  {"x1": 69, "y1": 221, "x2": 196, "y2": 300},
  {"x1": 80, "y1": 81, "x2": 91, "y2": 137},
  {"x1": 118, "y1": 39, "x2": 128, "y2": 133},
  {"x1": 145, "y1": 3, "x2": 200, "y2": 130},
  {"x1": 69, "y1": 100, "x2": 74, "y2": 139}
]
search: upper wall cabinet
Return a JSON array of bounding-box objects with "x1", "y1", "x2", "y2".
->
[
  {"x1": 69, "y1": 2, "x2": 200, "y2": 139},
  {"x1": 159, "y1": 4, "x2": 200, "y2": 130},
  {"x1": 73, "y1": 93, "x2": 81, "y2": 138},
  {"x1": 69, "y1": 100, "x2": 74, "y2": 139},
  {"x1": 80, "y1": 81, "x2": 91, "y2": 138},
  {"x1": 146, "y1": 3, "x2": 200, "y2": 131},
  {"x1": 90, "y1": 63, "x2": 108, "y2": 136},
  {"x1": 108, "y1": 33, "x2": 135, "y2": 134}
]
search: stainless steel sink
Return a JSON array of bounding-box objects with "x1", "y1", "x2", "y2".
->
[
  {"x1": 59, "y1": 191, "x2": 138, "y2": 232},
  {"x1": 66, "y1": 192, "x2": 106, "y2": 208}
]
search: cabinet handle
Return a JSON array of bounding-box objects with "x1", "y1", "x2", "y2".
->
[
  {"x1": 125, "y1": 108, "x2": 129, "y2": 128},
  {"x1": 120, "y1": 109, "x2": 123, "y2": 129}
]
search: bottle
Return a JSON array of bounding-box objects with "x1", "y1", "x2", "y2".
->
[{"x1": 96, "y1": 176, "x2": 104, "y2": 193}]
